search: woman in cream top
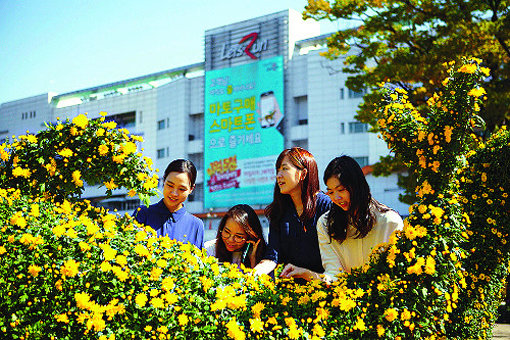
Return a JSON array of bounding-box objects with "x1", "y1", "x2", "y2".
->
[
  {"x1": 317, "y1": 208, "x2": 403, "y2": 281},
  {"x1": 318, "y1": 156, "x2": 404, "y2": 282}
]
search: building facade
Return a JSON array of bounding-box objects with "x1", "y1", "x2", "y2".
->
[{"x1": 0, "y1": 9, "x2": 408, "y2": 231}]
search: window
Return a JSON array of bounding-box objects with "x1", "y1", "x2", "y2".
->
[
  {"x1": 157, "y1": 148, "x2": 165, "y2": 159},
  {"x1": 188, "y1": 154, "x2": 203, "y2": 170},
  {"x1": 294, "y1": 96, "x2": 308, "y2": 125},
  {"x1": 157, "y1": 119, "x2": 165, "y2": 130},
  {"x1": 353, "y1": 156, "x2": 369, "y2": 168},
  {"x1": 348, "y1": 88, "x2": 367, "y2": 99},
  {"x1": 189, "y1": 113, "x2": 204, "y2": 140},
  {"x1": 292, "y1": 139, "x2": 308, "y2": 149},
  {"x1": 349, "y1": 122, "x2": 368, "y2": 133},
  {"x1": 339, "y1": 88, "x2": 344, "y2": 100},
  {"x1": 340, "y1": 122, "x2": 345, "y2": 134},
  {"x1": 95, "y1": 198, "x2": 140, "y2": 212},
  {"x1": 189, "y1": 183, "x2": 203, "y2": 202},
  {"x1": 104, "y1": 111, "x2": 136, "y2": 129}
]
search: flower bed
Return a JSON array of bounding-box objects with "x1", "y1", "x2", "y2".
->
[{"x1": 0, "y1": 58, "x2": 508, "y2": 339}]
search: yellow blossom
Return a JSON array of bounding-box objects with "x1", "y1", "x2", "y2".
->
[
  {"x1": 58, "y1": 148, "x2": 73, "y2": 158},
  {"x1": 384, "y1": 308, "x2": 398, "y2": 322},
  {"x1": 98, "y1": 144, "x2": 109, "y2": 156},
  {"x1": 458, "y1": 63, "x2": 476, "y2": 74},
  {"x1": 377, "y1": 324, "x2": 385, "y2": 336},
  {"x1": 72, "y1": 170, "x2": 83, "y2": 187},
  {"x1": 60, "y1": 259, "x2": 79, "y2": 278},
  {"x1": 467, "y1": 87, "x2": 487, "y2": 97},
  {"x1": 72, "y1": 114, "x2": 89, "y2": 128},
  {"x1": 251, "y1": 301, "x2": 265, "y2": 318},
  {"x1": 178, "y1": 314, "x2": 189, "y2": 326},
  {"x1": 104, "y1": 179, "x2": 118, "y2": 190},
  {"x1": 135, "y1": 293, "x2": 148, "y2": 307},
  {"x1": 75, "y1": 292, "x2": 92, "y2": 309},
  {"x1": 226, "y1": 318, "x2": 245, "y2": 340},
  {"x1": 55, "y1": 313, "x2": 69, "y2": 323},
  {"x1": 443, "y1": 126, "x2": 453, "y2": 143},
  {"x1": 28, "y1": 264, "x2": 42, "y2": 277},
  {"x1": 121, "y1": 142, "x2": 137, "y2": 155},
  {"x1": 12, "y1": 167, "x2": 31, "y2": 178},
  {"x1": 250, "y1": 318, "x2": 264, "y2": 333},
  {"x1": 103, "y1": 121, "x2": 117, "y2": 130}
]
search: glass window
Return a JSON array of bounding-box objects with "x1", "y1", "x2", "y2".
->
[
  {"x1": 157, "y1": 120, "x2": 165, "y2": 130},
  {"x1": 349, "y1": 122, "x2": 368, "y2": 133},
  {"x1": 294, "y1": 96, "x2": 308, "y2": 125},
  {"x1": 157, "y1": 148, "x2": 165, "y2": 159},
  {"x1": 189, "y1": 113, "x2": 204, "y2": 139},
  {"x1": 353, "y1": 156, "x2": 369, "y2": 168},
  {"x1": 348, "y1": 88, "x2": 366, "y2": 99}
]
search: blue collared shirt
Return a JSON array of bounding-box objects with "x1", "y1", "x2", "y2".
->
[
  {"x1": 264, "y1": 192, "x2": 332, "y2": 273},
  {"x1": 133, "y1": 199, "x2": 204, "y2": 249}
]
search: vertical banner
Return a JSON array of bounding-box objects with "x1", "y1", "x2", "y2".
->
[{"x1": 204, "y1": 56, "x2": 284, "y2": 208}]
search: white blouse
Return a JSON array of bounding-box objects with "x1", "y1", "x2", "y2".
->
[
  {"x1": 204, "y1": 238, "x2": 243, "y2": 265},
  {"x1": 317, "y1": 208, "x2": 403, "y2": 281}
]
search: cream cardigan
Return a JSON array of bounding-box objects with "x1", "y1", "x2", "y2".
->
[{"x1": 317, "y1": 208, "x2": 403, "y2": 281}]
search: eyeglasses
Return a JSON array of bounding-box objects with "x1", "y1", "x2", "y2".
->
[{"x1": 221, "y1": 229, "x2": 247, "y2": 243}]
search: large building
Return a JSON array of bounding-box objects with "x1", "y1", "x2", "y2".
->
[{"x1": 0, "y1": 9, "x2": 408, "y2": 231}]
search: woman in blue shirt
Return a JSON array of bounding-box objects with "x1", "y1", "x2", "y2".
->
[
  {"x1": 133, "y1": 159, "x2": 204, "y2": 249},
  {"x1": 254, "y1": 147, "x2": 331, "y2": 282}
]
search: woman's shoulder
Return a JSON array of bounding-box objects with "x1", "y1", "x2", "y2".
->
[
  {"x1": 316, "y1": 210, "x2": 330, "y2": 233},
  {"x1": 204, "y1": 239, "x2": 217, "y2": 256},
  {"x1": 315, "y1": 191, "x2": 332, "y2": 211},
  {"x1": 183, "y1": 209, "x2": 205, "y2": 226},
  {"x1": 374, "y1": 207, "x2": 404, "y2": 226}
]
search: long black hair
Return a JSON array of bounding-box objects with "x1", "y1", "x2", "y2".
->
[
  {"x1": 323, "y1": 156, "x2": 390, "y2": 243},
  {"x1": 215, "y1": 204, "x2": 267, "y2": 268}
]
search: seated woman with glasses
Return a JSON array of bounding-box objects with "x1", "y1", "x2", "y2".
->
[{"x1": 205, "y1": 204, "x2": 267, "y2": 269}]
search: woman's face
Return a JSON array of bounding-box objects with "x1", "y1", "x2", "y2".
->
[
  {"x1": 162, "y1": 171, "x2": 194, "y2": 213},
  {"x1": 276, "y1": 155, "x2": 305, "y2": 196},
  {"x1": 325, "y1": 176, "x2": 351, "y2": 211},
  {"x1": 221, "y1": 217, "x2": 248, "y2": 252}
]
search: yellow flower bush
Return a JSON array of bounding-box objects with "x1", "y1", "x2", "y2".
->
[
  {"x1": 0, "y1": 113, "x2": 157, "y2": 204},
  {"x1": 0, "y1": 58, "x2": 509, "y2": 339}
]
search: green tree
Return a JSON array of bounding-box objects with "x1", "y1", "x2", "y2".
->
[{"x1": 304, "y1": 0, "x2": 509, "y2": 203}]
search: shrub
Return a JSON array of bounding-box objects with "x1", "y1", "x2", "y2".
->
[{"x1": 0, "y1": 58, "x2": 508, "y2": 339}]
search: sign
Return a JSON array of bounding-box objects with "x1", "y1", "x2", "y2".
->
[
  {"x1": 220, "y1": 32, "x2": 268, "y2": 60},
  {"x1": 204, "y1": 56, "x2": 284, "y2": 208}
]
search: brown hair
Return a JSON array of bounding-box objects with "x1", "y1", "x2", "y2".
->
[{"x1": 265, "y1": 147, "x2": 320, "y2": 228}]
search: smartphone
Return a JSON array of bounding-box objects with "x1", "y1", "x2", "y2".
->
[
  {"x1": 241, "y1": 243, "x2": 252, "y2": 264},
  {"x1": 259, "y1": 91, "x2": 277, "y2": 128}
]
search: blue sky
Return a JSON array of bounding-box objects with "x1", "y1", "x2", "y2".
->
[{"x1": 0, "y1": 1, "x2": 347, "y2": 104}]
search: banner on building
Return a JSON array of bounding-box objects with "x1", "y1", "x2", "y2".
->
[{"x1": 204, "y1": 56, "x2": 284, "y2": 208}]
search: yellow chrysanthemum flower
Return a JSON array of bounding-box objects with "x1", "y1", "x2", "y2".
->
[
  {"x1": 384, "y1": 308, "x2": 398, "y2": 322},
  {"x1": 60, "y1": 259, "x2": 79, "y2": 278},
  {"x1": 28, "y1": 264, "x2": 42, "y2": 277},
  {"x1": 135, "y1": 293, "x2": 148, "y2": 307},
  {"x1": 72, "y1": 114, "x2": 89, "y2": 129}
]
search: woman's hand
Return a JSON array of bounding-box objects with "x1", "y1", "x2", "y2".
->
[
  {"x1": 247, "y1": 239, "x2": 261, "y2": 269},
  {"x1": 253, "y1": 259, "x2": 277, "y2": 276},
  {"x1": 280, "y1": 263, "x2": 319, "y2": 281}
]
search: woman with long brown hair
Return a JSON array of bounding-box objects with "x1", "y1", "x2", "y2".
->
[
  {"x1": 205, "y1": 204, "x2": 267, "y2": 268},
  {"x1": 254, "y1": 147, "x2": 331, "y2": 282}
]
